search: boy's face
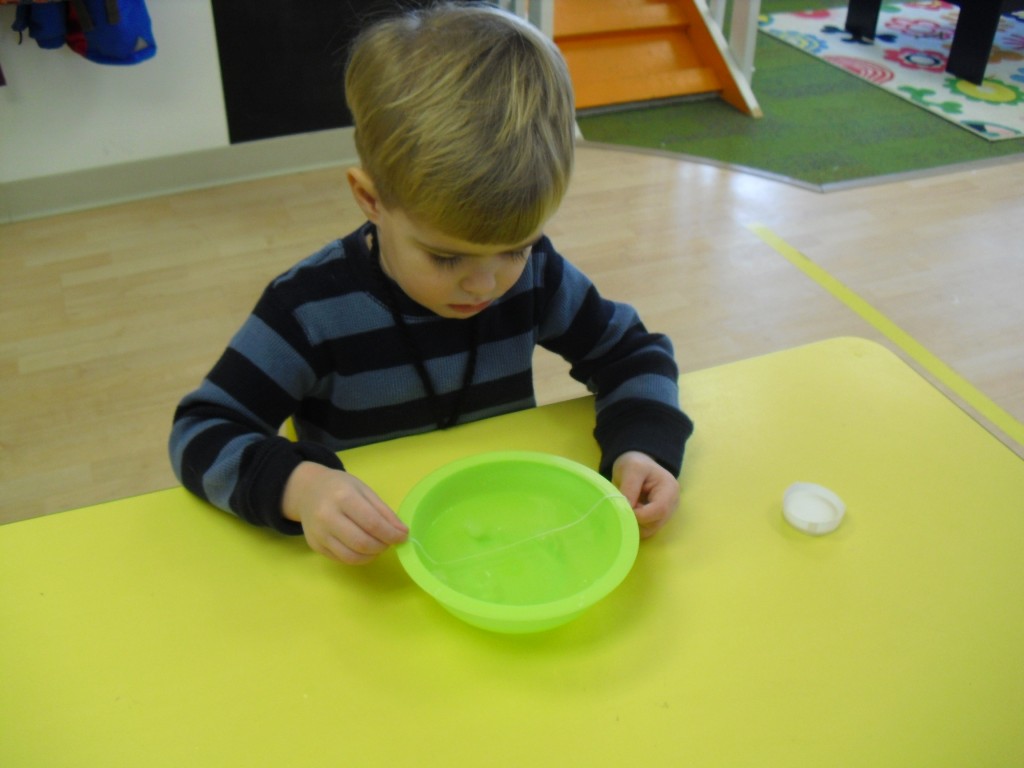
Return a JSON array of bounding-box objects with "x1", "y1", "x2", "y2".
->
[{"x1": 349, "y1": 169, "x2": 544, "y2": 319}]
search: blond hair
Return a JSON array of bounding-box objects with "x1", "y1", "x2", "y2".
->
[{"x1": 344, "y1": 2, "x2": 575, "y2": 244}]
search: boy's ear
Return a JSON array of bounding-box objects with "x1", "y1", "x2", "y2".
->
[{"x1": 346, "y1": 168, "x2": 383, "y2": 222}]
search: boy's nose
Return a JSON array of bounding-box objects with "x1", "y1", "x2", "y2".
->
[{"x1": 460, "y1": 265, "x2": 498, "y2": 296}]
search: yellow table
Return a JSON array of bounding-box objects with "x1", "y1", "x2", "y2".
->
[{"x1": 3, "y1": 338, "x2": 1023, "y2": 767}]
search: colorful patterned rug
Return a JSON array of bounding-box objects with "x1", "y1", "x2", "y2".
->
[{"x1": 759, "y1": 1, "x2": 1024, "y2": 140}]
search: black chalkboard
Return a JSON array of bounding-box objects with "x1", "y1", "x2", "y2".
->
[{"x1": 209, "y1": 0, "x2": 438, "y2": 144}]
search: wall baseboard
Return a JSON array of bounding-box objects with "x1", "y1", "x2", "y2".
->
[{"x1": 0, "y1": 128, "x2": 359, "y2": 224}]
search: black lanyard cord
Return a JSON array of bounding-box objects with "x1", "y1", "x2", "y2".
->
[{"x1": 368, "y1": 227, "x2": 480, "y2": 430}]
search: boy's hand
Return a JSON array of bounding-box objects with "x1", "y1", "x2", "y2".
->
[
  {"x1": 611, "y1": 451, "x2": 681, "y2": 539},
  {"x1": 282, "y1": 462, "x2": 408, "y2": 564}
]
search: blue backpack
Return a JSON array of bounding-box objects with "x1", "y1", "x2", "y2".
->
[{"x1": 12, "y1": 0, "x2": 157, "y2": 65}]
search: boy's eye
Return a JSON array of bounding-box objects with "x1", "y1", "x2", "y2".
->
[
  {"x1": 427, "y1": 247, "x2": 531, "y2": 269},
  {"x1": 428, "y1": 253, "x2": 461, "y2": 270}
]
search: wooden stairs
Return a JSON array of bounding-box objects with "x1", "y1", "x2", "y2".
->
[{"x1": 553, "y1": 0, "x2": 761, "y2": 117}]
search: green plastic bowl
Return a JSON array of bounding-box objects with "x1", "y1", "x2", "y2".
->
[{"x1": 397, "y1": 451, "x2": 639, "y2": 633}]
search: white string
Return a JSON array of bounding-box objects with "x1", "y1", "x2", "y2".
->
[{"x1": 407, "y1": 493, "x2": 627, "y2": 568}]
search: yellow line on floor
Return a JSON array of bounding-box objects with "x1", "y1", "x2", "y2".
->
[{"x1": 748, "y1": 223, "x2": 1024, "y2": 447}]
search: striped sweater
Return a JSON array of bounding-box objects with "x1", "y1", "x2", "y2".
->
[{"x1": 169, "y1": 224, "x2": 694, "y2": 534}]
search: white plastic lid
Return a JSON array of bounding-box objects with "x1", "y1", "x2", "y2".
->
[{"x1": 783, "y1": 483, "x2": 845, "y2": 535}]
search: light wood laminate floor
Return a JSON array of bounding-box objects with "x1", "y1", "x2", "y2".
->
[{"x1": 2, "y1": 144, "x2": 1022, "y2": 524}]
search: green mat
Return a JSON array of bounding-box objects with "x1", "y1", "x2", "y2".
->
[{"x1": 575, "y1": 0, "x2": 1024, "y2": 187}]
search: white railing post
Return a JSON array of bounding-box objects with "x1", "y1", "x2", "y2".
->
[
  {"x1": 500, "y1": 1, "x2": 554, "y2": 38},
  {"x1": 728, "y1": 0, "x2": 761, "y2": 81},
  {"x1": 709, "y1": 0, "x2": 728, "y2": 29}
]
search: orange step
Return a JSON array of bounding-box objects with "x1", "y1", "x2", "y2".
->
[
  {"x1": 558, "y1": 30, "x2": 720, "y2": 110},
  {"x1": 555, "y1": 0, "x2": 688, "y2": 38}
]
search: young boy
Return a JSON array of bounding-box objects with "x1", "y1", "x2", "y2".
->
[{"x1": 169, "y1": 2, "x2": 694, "y2": 565}]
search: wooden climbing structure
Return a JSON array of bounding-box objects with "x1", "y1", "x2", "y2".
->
[{"x1": 553, "y1": 0, "x2": 761, "y2": 117}]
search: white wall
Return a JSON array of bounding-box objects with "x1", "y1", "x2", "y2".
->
[{"x1": 0, "y1": 0, "x2": 228, "y2": 184}]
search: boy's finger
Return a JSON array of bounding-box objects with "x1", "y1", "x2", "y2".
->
[
  {"x1": 323, "y1": 533, "x2": 378, "y2": 565},
  {"x1": 333, "y1": 514, "x2": 393, "y2": 555},
  {"x1": 638, "y1": 521, "x2": 664, "y2": 539},
  {"x1": 615, "y1": 471, "x2": 644, "y2": 508},
  {"x1": 634, "y1": 484, "x2": 679, "y2": 530},
  {"x1": 351, "y1": 491, "x2": 408, "y2": 543},
  {"x1": 633, "y1": 499, "x2": 666, "y2": 527}
]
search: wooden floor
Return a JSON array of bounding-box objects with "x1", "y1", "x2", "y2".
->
[{"x1": 2, "y1": 144, "x2": 1022, "y2": 525}]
